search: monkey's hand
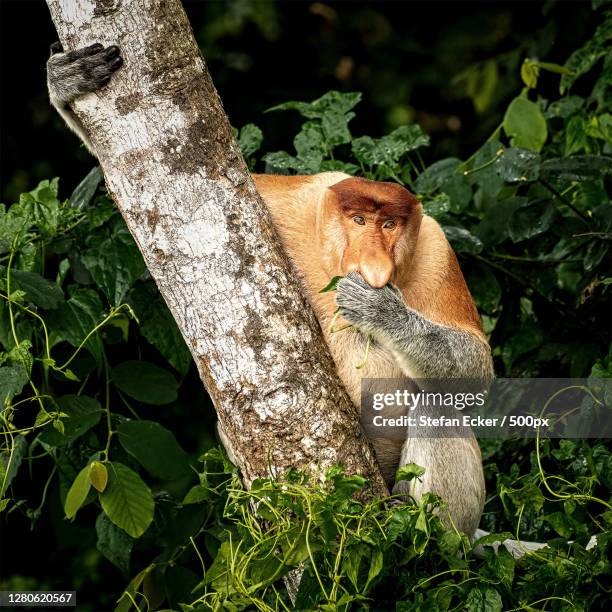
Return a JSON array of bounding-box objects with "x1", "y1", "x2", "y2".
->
[
  {"x1": 47, "y1": 42, "x2": 123, "y2": 107},
  {"x1": 335, "y1": 271, "x2": 408, "y2": 338}
]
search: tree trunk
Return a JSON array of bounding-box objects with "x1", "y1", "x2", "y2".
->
[{"x1": 46, "y1": 0, "x2": 388, "y2": 497}]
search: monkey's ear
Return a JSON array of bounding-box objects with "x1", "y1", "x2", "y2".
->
[{"x1": 50, "y1": 41, "x2": 64, "y2": 55}]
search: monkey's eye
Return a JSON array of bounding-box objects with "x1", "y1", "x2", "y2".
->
[
  {"x1": 352, "y1": 215, "x2": 366, "y2": 226},
  {"x1": 382, "y1": 219, "x2": 396, "y2": 230}
]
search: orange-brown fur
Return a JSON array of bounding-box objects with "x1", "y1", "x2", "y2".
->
[{"x1": 253, "y1": 173, "x2": 487, "y2": 531}]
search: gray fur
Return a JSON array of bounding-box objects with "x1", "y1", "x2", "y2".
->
[
  {"x1": 47, "y1": 42, "x2": 123, "y2": 156},
  {"x1": 336, "y1": 271, "x2": 494, "y2": 380}
]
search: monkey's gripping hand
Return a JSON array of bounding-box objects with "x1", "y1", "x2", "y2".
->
[
  {"x1": 336, "y1": 272, "x2": 407, "y2": 336},
  {"x1": 47, "y1": 42, "x2": 123, "y2": 155},
  {"x1": 336, "y1": 272, "x2": 494, "y2": 379}
]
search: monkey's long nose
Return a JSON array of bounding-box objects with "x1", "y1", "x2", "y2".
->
[{"x1": 359, "y1": 242, "x2": 394, "y2": 288}]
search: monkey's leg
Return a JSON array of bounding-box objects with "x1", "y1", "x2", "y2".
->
[{"x1": 47, "y1": 42, "x2": 123, "y2": 155}]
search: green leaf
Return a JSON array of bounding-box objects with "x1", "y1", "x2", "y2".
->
[
  {"x1": 64, "y1": 464, "x2": 92, "y2": 519},
  {"x1": 442, "y1": 226, "x2": 483, "y2": 254},
  {"x1": 70, "y1": 166, "x2": 103, "y2": 210},
  {"x1": 111, "y1": 360, "x2": 178, "y2": 405},
  {"x1": 81, "y1": 224, "x2": 146, "y2": 306},
  {"x1": 560, "y1": 16, "x2": 612, "y2": 93},
  {"x1": 117, "y1": 420, "x2": 191, "y2": 480},
  {"x1": 99, "y1": 462, "x2": 154, "y2": 538},
  {"x1": 5, "y1": 268, "x2": 64, "y2": 310},
  {"x1": 0, "y1": 365, "x2": 28, "y2": 406},
  {"x1": 463, "y1": 60, "x2": 499, "y2": 113},
  {"x1": 129, "y1": 282, "x2": 192, "y2": 375},
  {"x1": 95, "y1": 512, "x2": 133, "y2": 574},
  {"x1": 115, "y1": 565, "x2": 153, "y2": 612},
  {"x1": 293, "y1": 125, "x2": 326, "y2": 172},
  {"x1": 21, "y1": 179, "x2": 60, "y2": 238},
  {"x1": 545, "y1": 95, "x2": 584, "y2": 119},
  {"x1": 509, "y1": 200, "x2": 556, "y2": 242},
  {"x1": 395, "y1": 463, "x2": 426, "y2": 482},
  {"x1": 521, "y1": 60, "x2": 539, "y2": 89},
  {"x1": 237, "y1": 123, "x2": 263, "y2": 159},
  {"x1": 414, "y1": 158, "x2": 461, "y2": 194},
  {"x1": 466, "y1": 264, "x2": 502, "y2": 314},
  {"x1": 321, "y1": 110, "x2": 353, "y2": 147},
  {"x1": 503, "y1": 97, "x2": 548, "y2": 152},
  {"x1": 422, "y1": 193, "x2": 451, "y2": 220},
  {"x1": 48, "y1": 288, "x2": 105, "y2": 369},
  {"x1": 38, "y1": 395, "x2": 103, "y2": 447},
  {"x1": 475, "y1": 197, "x2": 526, "y2": 246},
  {"x1": 267, "y1": 91, "x2": 361, "y2": 119},
  {"x1": 90, "y1": 461, "x2": 108, "y2": 492},
  {"x1": 495, "y1": 147, "x2": 540, "y2": 183},
  {"x1": 540, "y1": 155, "x2": 612, "y2": 182},
  {"x1": 319, "y1": 276, "x2": 343, "y2": 293}
]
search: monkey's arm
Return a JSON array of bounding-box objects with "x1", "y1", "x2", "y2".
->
[
  {"x1": 47, "y1": 42, "x2": 123, "y2": 156},
  {"x1": 336, "y1": 271, "x2": 493, "y2": 380}
]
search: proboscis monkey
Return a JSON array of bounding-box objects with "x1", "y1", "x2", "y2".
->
[{"x1": 47, "y1": 43, "x2": 494, "y2": 535}]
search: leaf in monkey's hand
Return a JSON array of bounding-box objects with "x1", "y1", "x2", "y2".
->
[{"x1": 320, "y1": 276, "x2": 344, "y2": 293}]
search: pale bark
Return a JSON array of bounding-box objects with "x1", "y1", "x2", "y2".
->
[{"x1": 46, "y1": 0, "x2": 388, "y2": 496}]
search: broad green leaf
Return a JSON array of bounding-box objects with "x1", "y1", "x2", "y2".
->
[
  {"x1": 466, "y1": 264, "x2": 502, "y2": 314},
  {"x1": 560, "y1": 16, "x2": 612, "y2": 93},
  {"x1": 38, "y1": 395, "x2": 103, "y2": 447},
  {"x1": 509, "y1": 200, "x2": 556, "y2": 242},
  {"x1": 81, "y1": 223, "x2": 146, "y2": 306},
  {"x1": 545, "y1": 95, "x2": 584, "y2": 120},
  {"x1": 117, "y1": 420, "x2": 191, "y2": 480},
  {"x1": 21, "y1": 179, "x2": 60, "y2": 238},
  {"x1": 90, "y1": 461, "x2": 108, "y2": 492},
  {"x1": 442, "y1": 226, "x2": 483, "y2": 254},
  {"x1": 237, "y1": 123, "x2": 263, "y2": 159},
  {"x1": 495, "y1": 147, "x2": 540, "y2": 183},
  {"x1": 321, "y1": 110, "x2": 354, "y2": 147},
  {"x1": 565, "y1": 115, "x2": 590, "y2": 156},
  {"x1": 70, "y1": 166, "x2": 103, "y2": 210},
  {"x1": 466, "y1": 60, "x2": 499, "y2": 113},
  {"x1": 48, "y1": 288, "x2": 105, "y2": 369},
  {"x1": 422, "y1": 193, "x2": 451, "y2": 220},
  {"x1": 395, "y1": 463, "x2": 426, "y2": 482},
  {"x1": 0, "y1": 365, "x2": 28, "y2": 406},
  {"x1": 293, "y1": 124, "x2": 326, "y2": 172},
  {"x1": 414, "y1": 158, "x2": 461, "y2": 194},
  {"x1": 267, "y1": 91, "x2": 361, "y2": 119},
  {"x1": 475, "y1": 197, "x2": 526, "y2": 245},
  {"x1": 442, "y1": 175, "x2": 472, "y2": 213},
  {"x1": 115, "y1": 565, "x2": 153, "y2": 612},
  {"x1": 364, "y1": 548, "x2": 383, "y2": 590},
  {"x1": 503, "y1": 97, "x2": 548, "y2": 152},
  {"x1": 111, "y1": 360, "x2": 178, "y2": 405},
  {"x1": 99, "y1": 462, "x2": 154, "y2": 538},
  {"x1": 262, "y1": 150, "x2": 302, "y2": 172},
  {"x1": 95, "y1": 512, "x2": 133, "y2": 574},
  {"x1": 4, "y1": 268, "x2": 64, "y2": 310},
  {"x1": 64, "y1": 464, "x2": 92, "y2": 519},
  {"x1": 129, "y1": 282, "x2": 191, "y2": 375},
  {"x1": 540, "y1": 155, "x2": 612, "y2": 181}
]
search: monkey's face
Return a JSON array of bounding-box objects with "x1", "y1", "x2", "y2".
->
[
  {"x1": 338, "y1": 211, "x2": 403, "y2": 288},
  {"x1": 328, "y1": 177, "x2": 422, "y2": 288}
]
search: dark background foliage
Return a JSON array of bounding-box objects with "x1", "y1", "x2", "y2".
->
[{"x1": 0, "y1": 0, "x2": 596, "y2": 202}]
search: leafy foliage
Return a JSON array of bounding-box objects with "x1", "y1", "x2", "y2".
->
[{"x1": 1, "y1": 7, "x2": 611, "y2": 612}]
